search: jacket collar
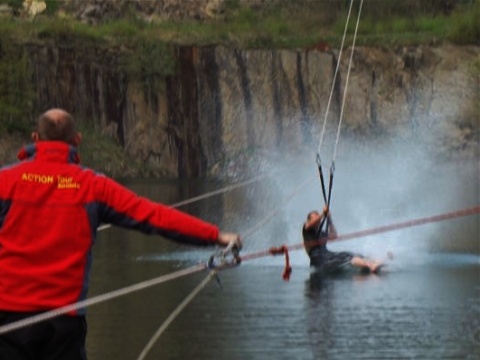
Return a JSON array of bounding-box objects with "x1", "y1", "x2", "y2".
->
[{"x1": 17, "y1": 141, "x2": 80, "y2": 164}]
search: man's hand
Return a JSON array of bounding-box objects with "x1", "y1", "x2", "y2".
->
[{"x1": 217, "y1": 232, "x2": 242, "y2": 250}]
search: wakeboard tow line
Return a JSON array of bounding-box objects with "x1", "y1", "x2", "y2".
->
[
  {"x1": 314, "y1": 0, "x2": 364, "y2": 236},
  {"x1": 0, "y1": 240, "x2": 242, "y2": 336},
  {"x1": 315, "y1": 153, "x2": 335, "y2": 238},
  {"x1": 2, "y1": 206, "x2": 476, "y2": 341}
]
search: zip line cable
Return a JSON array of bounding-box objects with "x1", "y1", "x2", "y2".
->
[
  {"x1": 97, "y1": 174, "x2": 272, "y2": 232},
  {"x1": 0, "y1": 264, "x2": 206, "y2": 335},
  {"x1": 314, "y1": 0, "x2": 357, "y2": 214},
  {"x1": 136, "y1": 270, "x2": 218, "y2": 360},
  {"x1": 241, "y1": 177, "x2": 315, "y2": 239},
  {"x1": 96, "y1": 154, "x2": 314, "y2": 233},
  {"x1": 317, "y1": 0, "x2": 354, "y2": 155},
  {"x1": 315, "y1": 0, "x2": 364, "y2": 238},
  {"x1": 241, "y1": 206, "x2": 480, "y2": 261},
  {"x1": 1, "y1": 204, "x2": 477, "y2": 337},
  {"x1": 333, "y1": 0, "x2": 364, "y2": 163}
]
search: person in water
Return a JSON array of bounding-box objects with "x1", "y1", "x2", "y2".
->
[{"x1": 303, "y1": 206, "x2": 382, "y2": 274}]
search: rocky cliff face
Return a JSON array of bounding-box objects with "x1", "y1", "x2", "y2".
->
[{"x1": 24, "y1": 43, "x2": 479, "y2": 178}]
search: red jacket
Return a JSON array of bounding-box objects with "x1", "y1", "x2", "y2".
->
[{"x1": 0, "y1": 141, "x2": 219, "y2": 314}]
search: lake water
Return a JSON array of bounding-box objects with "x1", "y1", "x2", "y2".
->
[{"x1": 86, "y1": 164, "x2": 479, "y2": 360}]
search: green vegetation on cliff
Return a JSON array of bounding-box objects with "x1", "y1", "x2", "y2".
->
[
  {"x1": 0, "y1": 0, "x2": 478, "y2": 176},
  {"x1": 1, "y1": 0, "x2": 479, "y2": 48},
  {"x1": 0, "y1": 0, "x2": 477, "y2": 132}
]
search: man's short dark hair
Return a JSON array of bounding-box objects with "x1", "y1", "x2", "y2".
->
[
  {"x1": 307, "y1": 210, "x2": 320, "y2": 221},
  {"x1": 37, "y1": 110, "x2": 76, "y2": 143}
]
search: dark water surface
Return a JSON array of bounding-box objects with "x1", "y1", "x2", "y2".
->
[{"x1": 86, "y1": 176, "x2": 480, "y2": 360}]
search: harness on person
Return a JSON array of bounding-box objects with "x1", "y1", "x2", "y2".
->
[{"x1": 315, "y1": 153, "x2": 334, "y2": 239}]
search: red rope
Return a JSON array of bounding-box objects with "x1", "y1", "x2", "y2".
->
[
  {"x1": 334, "y1": 206, "x2": 480, "y2": 242},
  {"x1": 240, "y1": 206, "x2": 479, "y2": 279},
  {"x1": 269, "y1": 245, "x2": 292, "y2": 281}
]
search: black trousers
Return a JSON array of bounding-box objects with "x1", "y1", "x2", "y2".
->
[
  {"x1": 0, "y1": 311, "x2": 87, "y2": 360},
  {"x1": 309, "y1": 249, "x2": 355, "y2": 273}
]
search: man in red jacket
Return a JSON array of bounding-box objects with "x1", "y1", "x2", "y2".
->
[{"x1": 0, "y1": 108, "x2": 242, "y2": 360}]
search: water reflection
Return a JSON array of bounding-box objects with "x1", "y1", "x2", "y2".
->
[
  {"x1": 87, "y1": 176, "x2": 479, "y2": 360},
  {"x1": 304, "y1": 272, "x2": 336, "y2": 360},
  {"x1": 301, "y1": 263, "x2": 480, "y2": 360}
]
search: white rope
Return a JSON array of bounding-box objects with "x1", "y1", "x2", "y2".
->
[
  {"x1": 241, "y1": 176, "x2": 315, "y2": 239},
  {"x1": 136, "y1": 271, "x2": 217, "y2": 360},
  {"x1": 135, "y1": 174, "x2": 317, "y2": 359},
  {"x1": 0, "y1": 264, "x2": 206, "y2": 335},
  {"x1": 97, "y1": 175, "x2": 271, "y2": 232},
  {"x1": 332, "y1": 0, "x2": 364, "y2": 163},
  {"x1": 316, "y1": 0, "x2": 355, "y2": 156}
]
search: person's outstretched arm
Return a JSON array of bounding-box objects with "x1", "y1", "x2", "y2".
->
[{"x1": 95, "y1": 175, "x2": 241, "y2": 248}]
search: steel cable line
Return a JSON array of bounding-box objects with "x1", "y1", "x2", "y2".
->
[
  {"x1": 317, "y1": 0, "x2": 364, "y2": 163},
  {"x1": 96, "y1": 152, "x2": 314, "y2": 232},
  {"x1": 0, "y1": 264, "x2": 206, "y2": 335},
  {"x1": 241, "y1": 206, "x2": 480, "y2": 261},
  {"x1": 136, "y1": 270, "x2": 218, "y2": 360},
  {"x1": 317, "y1": 0, "x2": 355, "y2": 155},
  {"x1": 2, "y1": 201, "x2": 477, "y2": 337},
  {"x1": 314, "y1": 0, "x2": 364, "y2": 239},
  {"x1": 96, "y1": 174, "x2": 272, "y2": 232},
  {"x1": 333, "y1": 0, "x2": 364, "y2": 163}
]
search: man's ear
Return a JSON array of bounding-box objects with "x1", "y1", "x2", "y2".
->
[
  {"x1": 72, "y1": 133, "x2": 82, "y2": 146},
  {"x1": 31, "y1": 132, "x2": 39, "y2": 142}
]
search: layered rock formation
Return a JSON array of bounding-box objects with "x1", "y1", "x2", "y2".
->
[{"x1": 22, "y1": 43, "x2": 479, "y2": 177}]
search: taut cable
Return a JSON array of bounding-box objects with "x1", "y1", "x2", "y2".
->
[
  {"x1": 1, "y1": 205, "x2": 477, "y2": 337},
  {"x1": 317, "y1": 0, "x2": 354, "y2": 154}
]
